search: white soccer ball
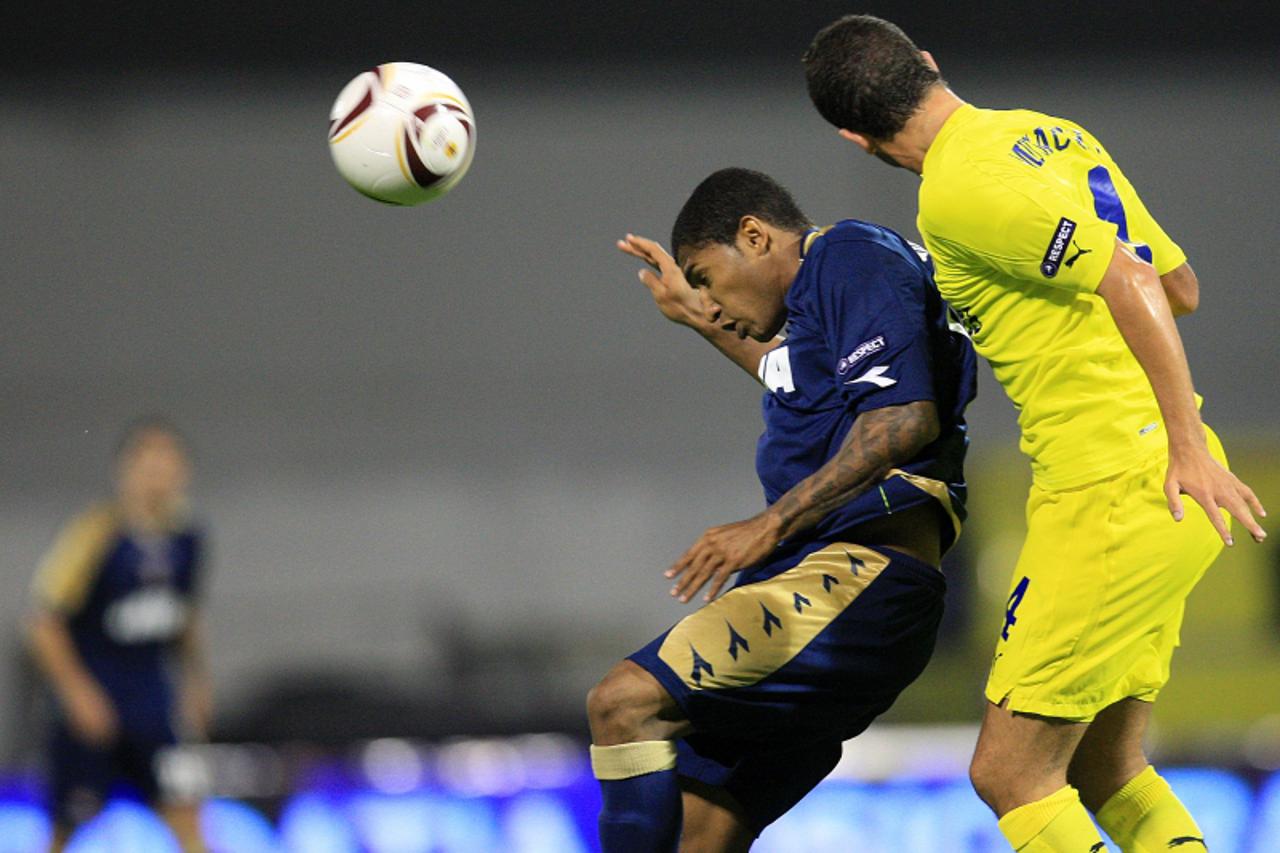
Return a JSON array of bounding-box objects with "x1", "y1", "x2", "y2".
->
[{"x1": 327, "y1": 62, "x2": 476, "y2": 206}]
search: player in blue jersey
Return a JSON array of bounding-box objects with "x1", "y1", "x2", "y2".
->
[
  {"x1": 588, "y1": 168, "x2": 978, "y2": 851},
  {"x1": 26, "y1": 418, "x2": 212, "y2": 852}
]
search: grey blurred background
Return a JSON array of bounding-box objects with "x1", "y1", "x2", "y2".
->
[{"x1": 2, "y1": 2, "x2": 1278, "y2": 752}]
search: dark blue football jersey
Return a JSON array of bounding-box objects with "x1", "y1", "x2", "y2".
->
[
  {"x1": 34, "y1": 506, "x2": 204, "y2": 737},
  {"x1": 754, "y1": 220, "x2": 978, "y2": 549}
]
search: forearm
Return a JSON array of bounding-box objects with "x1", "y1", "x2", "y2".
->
[
  {"x1": 765, "y1": 401, "x2": 940, "y2": 541},
  {"x1": 1098, "y1": 243, "x2": 1205, "y2": 451},
  {"x1": 27, "y1": 611, "x2": 101, "y2": 703}
]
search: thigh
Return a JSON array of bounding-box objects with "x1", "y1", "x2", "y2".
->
[
  {"x1": 677, "y1": 735, "x2": 844, "y2": 840},
  {"x1": 629, "y1": 541, "x2": 945, "y2": 744},
  {"x1": 986, "y1": 454, "x2": 1223, "y2": 721}
]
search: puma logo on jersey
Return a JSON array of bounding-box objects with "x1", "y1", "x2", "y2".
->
[
  {"x1": 1063, "y1": 240, "x2": 1092, "y2": 268},
  {"x1": 844, "y1": 365, "x2": 896, "y2": 389}
]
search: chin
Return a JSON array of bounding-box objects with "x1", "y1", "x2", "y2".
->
[{"x1": 758, "y1": 317, "x2": 786, "y2": 340}]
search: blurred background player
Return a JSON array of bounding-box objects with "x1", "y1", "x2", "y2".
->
[
  {"x1": 591, "y1": 168, "x2": 977, "y2": 851},
  {"x1": 26, "y1": 418, "x2": 211, "y2": 852},
  {"x1": 804, "y1": 14, "x2": 1268, "y2": 852}
]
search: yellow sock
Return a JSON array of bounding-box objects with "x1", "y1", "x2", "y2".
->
[
  {"x1": 1096, "y1": 766, "x2": 1205, "y2": 852},
  {"x1": 998, "y1": 785, "x2": 1107, "y2": 852}
]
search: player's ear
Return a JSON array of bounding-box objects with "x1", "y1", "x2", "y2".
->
[
  {"x1": 837, "y1": 129, "x2": 872, "y2": 153},
  {"x1": 921, "y1": 50, "x2": 939, "y2": 72},
  {"x1": 738, "y1": 215, "x2": 768, "y2": 256}
]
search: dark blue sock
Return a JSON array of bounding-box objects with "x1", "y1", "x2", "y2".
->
[{"x1": 598, "y1": 768, "x2": 682, "y2": 852}]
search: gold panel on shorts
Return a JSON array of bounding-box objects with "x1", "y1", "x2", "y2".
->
[
  {"x1": 886, "y1": 468, "x2": 963, "y2": 543},
  {"x1": 657, "y1": 544, "x2": 891, "y2": 691}
]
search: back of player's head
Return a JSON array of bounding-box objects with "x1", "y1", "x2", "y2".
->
[
  {"x1": 803, "y1": 15, "x2": 940, "y2": 140},
  {"x1": 671, "y1": 168, "x2": 810, "y2": 260}
]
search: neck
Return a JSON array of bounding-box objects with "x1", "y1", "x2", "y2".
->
[
  {"x1": 887, "y1": 85, "x2": 966, "y2": 175},
  {"x1": 775, "y1": 230, "x2": 808, "y2": 294}
]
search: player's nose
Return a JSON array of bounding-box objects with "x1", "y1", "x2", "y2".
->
[{"x1": 699, "y1": 293, "x2": 722, "y2": 322}]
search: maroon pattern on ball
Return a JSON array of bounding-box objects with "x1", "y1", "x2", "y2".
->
[
  {"x1": 329, "y1": 85, "x2": 373, "y2": 140},
  {"x1": 401, "y1": 126, "x2": 441, "y2": 188}
]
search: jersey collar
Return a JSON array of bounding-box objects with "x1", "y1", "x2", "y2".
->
[{"x1": 801, "y1": 225, "x2": 834, "y2": 260}]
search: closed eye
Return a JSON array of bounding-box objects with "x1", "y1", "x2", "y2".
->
[{"x1": 683, "y1": 265, "x2": 709, "y2": 289}]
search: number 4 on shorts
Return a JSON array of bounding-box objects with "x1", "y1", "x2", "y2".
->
[{"x1": 1002, "y1": 576, "x2": 1030, "y2": 641}]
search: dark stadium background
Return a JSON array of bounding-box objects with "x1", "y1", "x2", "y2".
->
[{"x1": 2, "y1": 1, "x2": 1279, "y2": 849}]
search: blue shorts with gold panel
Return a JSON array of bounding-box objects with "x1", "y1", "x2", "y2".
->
[{"x1": 628, "y1": 539, "x2": 945, "y2": 831}]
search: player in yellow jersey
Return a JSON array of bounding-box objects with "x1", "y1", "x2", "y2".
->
[{"x1": 804, "y1": 15, "x2": 1266, "y2": 853}]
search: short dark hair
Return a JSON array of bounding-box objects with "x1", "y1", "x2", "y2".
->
[
  {"x1": 114, "y1": 415, "x2": 186, "y2": 461},
  {"x1": 803, "y1": 15, "x2": 940, "y2": 140},
  {"x1": 670, "y1": 168, "x2": 811, "y2": 260}
]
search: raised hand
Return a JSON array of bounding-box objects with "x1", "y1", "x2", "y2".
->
[{"x1": 617, "y1": 233, "x2": 711, "y2": 330}]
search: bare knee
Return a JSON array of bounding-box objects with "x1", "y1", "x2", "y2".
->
[
  {"x1": 587, "y1": 661, "x2": 679, "y2": 746},
  {"x1": 969, "y1": 748, "x2": 1015, "y2": 815},
  {"x1": 969, "y1": 705, "x2": 1083, "y2": 817}
]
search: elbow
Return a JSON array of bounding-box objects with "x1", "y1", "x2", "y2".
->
[
  {"x1": 919, "y1": 407, "x2": 941, "y2": 447},
  {"x1": 1169, "y1": 287, "x2": 1199, "y2": 317},
  {"x1": 1163, "y1": 265, "x2": 1200, "y2": 316},
  {"x1": 903, "y1": 401, "x2": 941, "y2": 458}
]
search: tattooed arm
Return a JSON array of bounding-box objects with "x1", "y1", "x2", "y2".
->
[
  {"x1": 769, "y1": 400, "x2": 940, "y2": 542},
  {"x1": 665, "y1": 400, "x2": 941, "y2": 602}
]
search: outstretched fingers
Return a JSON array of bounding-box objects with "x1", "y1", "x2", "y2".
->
[
  {"x1": 617, "y1": 233, "x2": 670, "y2": 272},
  {"x1": 1169, "y1": 472, "x2": 1267, "y2": 546},
  {"x1": 1220, "y1": 478, "x2": 1267, "y2": 543}
]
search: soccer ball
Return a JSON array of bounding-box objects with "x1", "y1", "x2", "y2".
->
[{"x1": 327, "y1": 63, "x2": 476, "y2": 206}]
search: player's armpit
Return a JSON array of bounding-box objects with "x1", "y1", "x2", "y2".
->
[
  {"x1": 1160, "y1": 262, "x2": 1199, "y2": 316},
  {"x1": 767, "y1": 400, "x2": 940, "y2": 543}
]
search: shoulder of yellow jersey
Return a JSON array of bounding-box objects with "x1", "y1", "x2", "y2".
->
[{"x1": 30, "y1": 503, "x2": 122, "y2": 614}]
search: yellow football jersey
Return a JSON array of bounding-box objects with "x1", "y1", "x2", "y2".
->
[{"x1": 917, "y1": 104, "x2": 1188, "y2": 490}]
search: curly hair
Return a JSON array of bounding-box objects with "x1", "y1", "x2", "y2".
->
[{"x1": 670, "y1": 168, "x2": 811, "y2": 259}]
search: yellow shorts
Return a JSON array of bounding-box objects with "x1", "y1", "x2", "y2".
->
[{"x1": 984, "y1": 426, "x2": 1229, "y2": 721}]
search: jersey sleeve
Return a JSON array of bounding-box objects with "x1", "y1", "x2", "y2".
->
[
  {"x1": 1101, "y1": 163, "x2": 1187, "y2": 275},
  {"x1": 920, "y1": 165, "x2": 1119, "y2": 293},
  {"x1": 813, "y1": 240, "x2": 938, "y2": 414},
  {"x1": 30, "y1": 506, "x2": 118, "y2": 615}
]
